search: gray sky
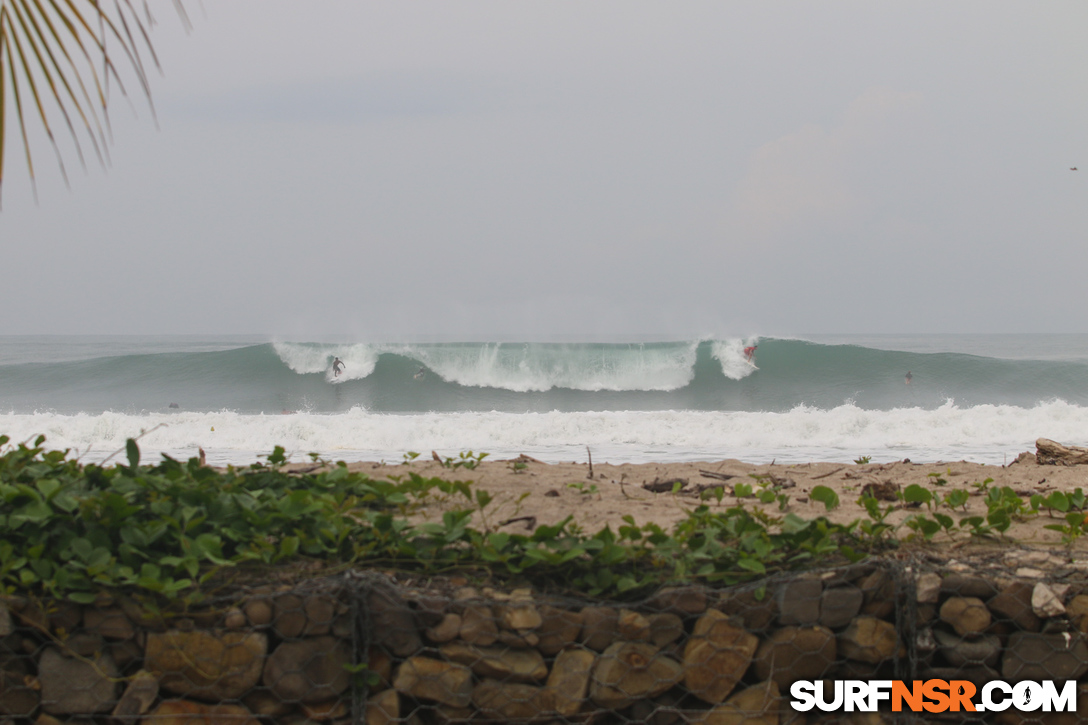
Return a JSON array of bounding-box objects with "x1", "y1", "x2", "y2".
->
[{"x1": 2, "y1": 1, "x2": 1085, "y2": 338}]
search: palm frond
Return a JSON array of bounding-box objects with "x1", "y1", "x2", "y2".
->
[{"x1": 0, "y1": 0, "x2": 184, "y2": 205}]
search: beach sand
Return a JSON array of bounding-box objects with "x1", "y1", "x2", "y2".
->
[{"x1": 292, "y1": 449, "x2": 1088, "y2": 555}]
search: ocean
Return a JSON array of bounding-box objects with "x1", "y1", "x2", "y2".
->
[{"x1": 3, "y1": 334, "x2": 1088, "y2": 467}]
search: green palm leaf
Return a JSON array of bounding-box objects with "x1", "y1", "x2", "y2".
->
[{"x1": 0, "y1": 0, "x2": 187, "y2": 204}]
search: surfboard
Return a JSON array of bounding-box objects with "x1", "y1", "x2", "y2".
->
[{"x1": 745, "y1": 360, "x2": 759, "y2": 371}]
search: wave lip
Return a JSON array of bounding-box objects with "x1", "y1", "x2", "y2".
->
[
  {"x1": 710, "y1": 338, "x2": 760, "y2": 380},
  {"x1": 273, "y1": 340, "x2": 721, "y2": 392},
  {"x1": 412, "y1": 342, "x2": 703, "y2": 392},
  {"x1": 273, "y1": 342, "x2": 379, "y2": 382}
]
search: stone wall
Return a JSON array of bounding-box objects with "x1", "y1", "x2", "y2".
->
[{"x1": 1, "y1": 558, "x2": 1087, "y2": 725}]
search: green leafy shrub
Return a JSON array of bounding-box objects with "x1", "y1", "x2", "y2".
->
[{"x1": 0, "y1": 435, "x2": 881, "y2": 602}]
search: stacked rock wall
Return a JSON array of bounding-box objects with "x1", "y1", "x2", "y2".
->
[{"x1": 0, "y1": 559, "x2": 1086, "y2": 724}]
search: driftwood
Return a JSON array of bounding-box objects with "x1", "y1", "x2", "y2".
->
[
  {"x1": 698, "y1": 470, "x2": 737, "y2": 482},
  {"x1": 1036, "y1": 438, "x2": 1088, "y2": 466},
  {"x1": 499, "y1": 515, "x2": 538, "y2": 530},
  {"x1": 643, "y1": 478, "x2": 688, "y2": 493},
  {"x1": 811, "y1": 466, "x2": 846, "y2": 480}
]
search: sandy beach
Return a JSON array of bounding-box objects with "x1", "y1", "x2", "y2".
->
[{"x1": 312, "y1": 447, "x2": 1088, "y2": 556}]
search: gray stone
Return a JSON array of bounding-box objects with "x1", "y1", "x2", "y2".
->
[
  {"x1": 839, "y1": 616, "x2": 900, "y2": 663},
  {"x1": 263, "y1": 636, "x2": 352, "y2": 704},
  {"x1": 1003, "y1": 632, "x2": 1088, "y2": 681},
  {"x1": 546, "y1": 648, "x2": 595, "y2": 717},
  {"x1": 644, "y1": 586, "x2": 708, "y2": 616},
  {"x1": 617, "y1": 608, "x2": 652, "y2": 641},
  {"x1": 111, "y1": 670, "x2": 158, "y2": 720},
  {"x1": 753, "y1": 625, "x2": 836, "y2": 688},
  {"x1": 988, "y1": 581, "x2": 1041, "y2": 632},
  {"x1": 145, "y1": 629, "x2": 267, "y2": 701},
  {"x1": 303, "y1": 595, "x2": 337, "y2": 635},
  {"x1": 1032, "y1": 582, "x2": 1066, "y2": 618},
  {"x1": 683, "y1": 609, "x2": 759, "y2": 704},
  {"x1": 143, "y1": 699, "x2": 258, "y2": 725},
  {"x1": 498, "y1": 602, "x2": 542, "y2": 631},
  {"x1": 367, "y1": 579, "x2": 423, "y2": 657},
  {"x1": 108, "y1": 639, "x2": 143, "y2": 669},
  {"x1": 48, "y1": 601, "x2": 83, "y2": 634},
  {"x1": 819, "y1": 586, "x2": 864, "y2": 629},
  {"x1": 940, "y1": 574, "x2": 997, "y2": 600},
  {"x1": 579, "y1": 606, "x2": 620, "y2": 651},
  {"x1": 62, "y1": 633, "x2": 105, "y2": 657},
  {"x1": 39, "y1": 647, "x2": 119, "y2": 715},
  {"x1": 916, "y1": 572, "x2": 941, "y2": 604},
  {"x1": 223, "y1": 608, "x2": 247, "y2": 630},
  {"x1": 590, "y1": 642, "x2": 684, "y2": 710},
  {"x1": 0, "y1": 664, "x2": 38, "y2": 716},
  {"x1": 425, "y1": 613, "x2": 462, "y2": 644},
  {"x1": 857, "y1": 569, "x2": 896, "y2": 619},
  {"x1": 939, "y1": 596, "x2": 991, "y2": 637},
  {"x1": 535, "y1": 606, "x2": 582, "y2": 655},
  {"x1": 365, "y1": 689, "x2": 400, "y2": 725},
  {"x1": 702, "y1": 680, "x2": 781, "y2": 725},
  {"x1": 393, "y1": 657, "x2": 473, "y2": 708},
  {"x1": 648, "y1": 612, "x2": 685, "y2": 647},
  {"x1": 439, "y1": 642, "x2": 548, "y2": 683},
  {"x1": 243, "y1": 690, "x2": 293, "y2": 718},
  {"x1": 83, "y1": 607, "x2": 135, "y2": 640},
  {"x1": 776, "y1": 578, "x2": 822, "y2": 626},
  {"x1": 459, "y1": 604, "x2": 498, "y2": 646},
  {"x1": 243, "y1": 597, "x2": 273, "y2": 627},
  {"x1": 272, "y1": 593, "x2": 307, "y2": 639},
  {"x1": 472, "y1": 678, "x2": 551, "y2": 720},
  {"x1": 933, "y1": 629, "x2": 1001, "y2": 668},
  {"x1": 717, "y1": 588, "x2": 778, "y2": 631}
]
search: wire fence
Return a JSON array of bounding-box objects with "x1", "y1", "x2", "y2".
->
[{"x1": 1, "y1": 552, "x2": 1087, "y2": 724}]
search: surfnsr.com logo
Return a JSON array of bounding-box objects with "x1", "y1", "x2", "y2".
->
[{"x1": 790, "y1": 679, "x2": 1077, "y2": 714}]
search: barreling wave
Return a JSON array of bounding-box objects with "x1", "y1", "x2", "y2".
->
[
  {"x1": 272, "y1": 340, "x2": 716, "y2": 391},
  {"x1": 3, "y1": 337, "x2": 1088, "y2": 415}
]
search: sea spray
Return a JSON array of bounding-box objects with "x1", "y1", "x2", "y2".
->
[
  {"x1": 711, "y1": 338, "x2": 760, "y2": 380},
  {"x1": 273, "y1": 341, "x2": 380, "y2": 382}
]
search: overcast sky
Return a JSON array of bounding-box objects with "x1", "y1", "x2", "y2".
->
[{"x1": 1, "y1": 1, "x2": 1085, "y2": 338}]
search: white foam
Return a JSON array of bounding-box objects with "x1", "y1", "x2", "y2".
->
[
  {"x1": 275, "y1": 340, "x2": 705, "y2": 392},
  {"x1": 413, "y1": 342, "x2": 700, "y2": 392},
  {"x1": 5, "y1": 399, "x2": 1085, "y2": 466},
  {"x1": 711, "y1": 338, "x2": 760, "y2": 380},
  {"x1": 273, "y1": 342, "x2": 380, "y2": 382}
]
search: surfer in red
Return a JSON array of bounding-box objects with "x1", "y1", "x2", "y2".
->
[{"x1": 744, "y1": 345, "x2": 757, "y2": 362}]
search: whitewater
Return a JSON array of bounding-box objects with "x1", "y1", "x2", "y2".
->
[{"x1": 3, "y1": 334, "x2": 1088, "y2": 466}]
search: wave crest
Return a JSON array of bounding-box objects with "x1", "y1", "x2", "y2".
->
[
  {"x1": 273, "y1": 342, "x2": 379, "y2": 382},
  {"x1": 413, "y1": 342, "x2": 702, "y2": 392},
  {"x1": 711, "y1": 338, "x2": 760, "y2": 380}
]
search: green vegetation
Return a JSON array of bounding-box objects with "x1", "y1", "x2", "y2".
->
[
  {"x1": 0, "y1": 1, "x2": 190, "y2": 199},
  {"x1": 438, "y1": 451, "x2": 488, "y2": 470},
  {"x1": 0, "y1": 435, "x2": 880, "y2": 603},
  {"x1": 2, "y1": 435, "x2": 1083, "y2": 607}
]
